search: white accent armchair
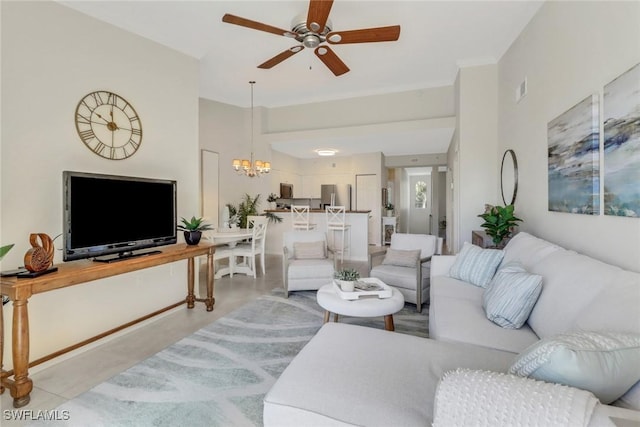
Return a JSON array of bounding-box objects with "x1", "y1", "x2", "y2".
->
[
  {"x1": 283, "y1": 231, "x2": 335, "y2": 298},
  {"x1": 369, "y1": 233, "x2": 443, "y2": 312}
]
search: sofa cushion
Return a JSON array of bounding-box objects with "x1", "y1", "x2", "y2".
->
[
  {"x1": 448, "y1": 242, "x2": 504, "y2": 288},
  {"x1": 429, "y1": 282, "x2": 540, "y2": 354},
  {"x1": 573, "y1": 269, "x2": 640, "y2": 335},
  {"x1": 287, "y1": 259, "x2": 334, "y2": 279},
  {"x1": 616, "y1": 380, "x2": 640, "y2": 411},
  {"x1": 382, "y1": 248, "x2": 420, "y2": 267},
  {"x1": 527, "y1": 250, "x2": 624, "y2": 339},
  {"x1": 501, "y1": 232, "x2": 563, "y2": 270},
  {"x1": 483, "y1": 262, "x2": 543, "y2": 329},
  {"x1": 263, "y1": 323, "x2": 516, "y2": 427},
  {"x1": 293, "y1": 241, "x2": 325, "y2": 259},
  {"x1": 370, "y1": 264, "x2": 424, "y2": 291},
  {"x1": 509, "y1": 331, "x2": 640, "y2": 404}
]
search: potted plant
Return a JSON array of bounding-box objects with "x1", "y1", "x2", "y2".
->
[
  {"x1": 334, "y1": 268, "x2": 360, "y2": 292},
  {"x1": 384, "y1": 203, "x2": 394, "y2": 217},
  {"x1": 177, "y1": 216, "x2": 213, "y2": 245},
  {"x1": 226, "y1": 194, "x2": 282, "y2": 229},
  {"x1": 477, "y1": 204, "x2": 523, "y2": 248},
  {"x1": 267, "y1": 193, "x2": 278, "y2": 210}
]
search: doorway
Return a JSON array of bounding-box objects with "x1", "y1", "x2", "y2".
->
[{"x1": 408, "y1": 173, "x2": 431, "y2": 234}]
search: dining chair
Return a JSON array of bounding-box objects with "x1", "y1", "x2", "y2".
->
[
  {"x1": 234, "y1": 216, "x2": 268, "y2": 278},
  {"x1": 325, "y1": 206, "x2": 350, "y2": 263},
  {"x1": 291, "y1": 205, "x2": 316, "y2": 230},
  {"x1": 203, "y1": 231, "x2": 237, "y2": 279}
]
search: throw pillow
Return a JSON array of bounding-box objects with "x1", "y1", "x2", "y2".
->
[
  {"x1": 293, "y1": 241, "x2": 325, "y2": 259},
  {"x1": 381, "y1": 248, "x2": 421, "y2": 268},
  {"x1": 482, "y1": 261, "x2": 543, "y2": 329},
  {"x1": 449, "y1": 242, "x2": 504, "y2": 288},
  {"x1": 433, "y1": 369, "x2": 597, "y2": 427},
  {"x1": 509, "y1": 330, "x2": 640, "y2": 404}
]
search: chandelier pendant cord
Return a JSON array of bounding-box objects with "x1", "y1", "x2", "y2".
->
[{"x1": 232, "y1": 81, "x2": 271, "y2": 177}]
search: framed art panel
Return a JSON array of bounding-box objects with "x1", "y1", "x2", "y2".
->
[
  {"x1": 548, "y1": 94, "x2": 600, "y2": 215},
  {"x1": 603, "y1": 63, "x2": 640, "y2": 218}
]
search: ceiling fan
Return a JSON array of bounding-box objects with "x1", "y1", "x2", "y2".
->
[{"x1": 222, "y1": 0, "x2": 401, "y2": 76}]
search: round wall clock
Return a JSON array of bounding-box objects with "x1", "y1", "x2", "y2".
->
[{"x1": 75, "y1": 90, "x2": 143, "y2": 160}]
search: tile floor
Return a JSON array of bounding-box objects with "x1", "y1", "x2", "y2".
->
[{"x1": 1, "y1": 253, "x2": 371, "y2": 425}]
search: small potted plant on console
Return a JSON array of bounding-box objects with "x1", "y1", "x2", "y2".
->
[
  {"x1": 178, "y1": 216, "x2": 213, "y2": 245},
  {"x1": 334, "y1": 268, "x2": 360, "y2": 292}
]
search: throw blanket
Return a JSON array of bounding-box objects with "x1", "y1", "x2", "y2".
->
[{"x1": 433, "y1": 369, "x2": 598, "y2": 427}]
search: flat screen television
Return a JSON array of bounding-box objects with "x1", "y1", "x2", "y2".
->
[{"x1": 63, "y1": 171, "x2": 177, "y2": 262}]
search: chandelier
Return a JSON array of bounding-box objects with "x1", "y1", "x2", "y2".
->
[{"x1": 232, "y1": 81, "x2": 271, "y2": 177}]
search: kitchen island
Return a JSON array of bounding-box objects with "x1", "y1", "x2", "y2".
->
[{"x1": 264, "y1": 210, "x2": 370, "y2": 262}]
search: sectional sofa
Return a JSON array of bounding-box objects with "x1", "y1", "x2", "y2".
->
[{"x1": 263, "y1": 232, "x2": 640, "y2": 426}]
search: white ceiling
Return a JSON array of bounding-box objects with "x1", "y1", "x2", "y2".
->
[{"x1": 57, "y1": 0, "x2": 543, "y2": 158}]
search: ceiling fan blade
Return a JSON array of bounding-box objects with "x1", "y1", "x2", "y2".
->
[
  {"x1": 258, "y1": 46, "x2": 304, "y2": 69},
  {"x1": 314, "y1": 45, "x2": 349, "y2": 76},
  {"x1": 307, "y1": 0, "x2": 334, "y2": 33},
  {"x1": 222, "y1": 14, "x2": 296, "y2": 38},
  {"x1": 326, "y1": 25, "x2": 401, "y2": 44}
]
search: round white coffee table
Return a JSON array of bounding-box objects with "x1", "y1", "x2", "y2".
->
[{"x1": 316, "y1": 280, "x2": 405, "y2": 331}]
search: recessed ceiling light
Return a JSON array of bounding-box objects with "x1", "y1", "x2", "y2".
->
[{"x1": 316, "y1": 149, "x2": 337, "y2": 156}]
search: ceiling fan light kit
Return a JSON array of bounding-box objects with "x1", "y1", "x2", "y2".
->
[
  {"x1": 222, "y1": 0, "x2": 400, "y2": 76},
  {"x1": 232, "y1": 81, "x2": 271, "y2": 178}
]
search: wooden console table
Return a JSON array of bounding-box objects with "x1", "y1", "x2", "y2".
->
[{"x1": 0, "y1": 242, "x2": 215, "y2": 408}]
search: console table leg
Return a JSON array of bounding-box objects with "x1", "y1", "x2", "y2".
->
[
  {"x1": 186, "y1": 258, "x2": 195, "y2": 309},
  {"x1": 10, "y1": 298, "x2": 32, "y2": 407},
  {"x1": 205, "y1": 250, "x2": 214, "y2": 311}
]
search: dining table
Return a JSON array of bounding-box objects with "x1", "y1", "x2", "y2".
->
[{"x1": 210, "y1": 228, "x2": 254, "y2": 278}]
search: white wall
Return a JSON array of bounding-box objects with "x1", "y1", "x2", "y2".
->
[
  {"x1": 265, "y1": 86, "x2": 454, "y2": 132},
  {"x1": 453, "y1": 65, "x2": 499, "y2": 252},
  {"x1": 1, "y1": 1, "x2": 199, "y2": 368},
  {"x1": 497, "y1": 1, "x2": 640, "y2": 272}
]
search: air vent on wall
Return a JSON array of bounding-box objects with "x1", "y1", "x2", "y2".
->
[{"x1": 516, "y1": 77, "x2": 528, "y2": 103}]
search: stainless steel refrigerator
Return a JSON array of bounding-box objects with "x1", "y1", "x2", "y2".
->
[{"x1": 321, "y1": 184, "x2": 352, "y2": 210}]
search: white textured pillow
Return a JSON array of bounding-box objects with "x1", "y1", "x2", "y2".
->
[
  {"x1": 449, "y1": 242, "x2": 504, "y2": 288},
  {"x1": 293, "y1": 241, "x2": 325, "y2": 259},
  {"x1": 509, "y1": 331, "x2": 640, "y2": 404},
  {"x1": 433, "y1": 369, "x2": 597, "y2": 427},
  {"x1": 483, "y1": 262, "x2": 543, "y2": 329},
  {"x1": 381, "y1": 248, "x2": 420, "y2": 267}
]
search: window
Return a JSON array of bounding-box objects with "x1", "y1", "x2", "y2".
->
[{"x1": 415, "y1": 181, "x2": 427, "y2": 208}]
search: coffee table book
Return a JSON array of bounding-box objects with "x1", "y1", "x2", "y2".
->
[{"x1": 333, "y1": 277, "x2": 393, "y2": 300}]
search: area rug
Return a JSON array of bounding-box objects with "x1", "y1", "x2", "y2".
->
[{"x1": 43, "y1": 288, "x2": 428, "y2": 427}]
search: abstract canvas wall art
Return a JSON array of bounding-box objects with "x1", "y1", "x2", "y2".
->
[
  {"x1": 603, "y1": 63, "x2": 640, "y2": 218},
  {"x1": 548, "y1": 95, "x2": 600, "y2": 215}
]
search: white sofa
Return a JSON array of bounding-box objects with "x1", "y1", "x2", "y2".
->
[{"x1": 264, "y1": 232, "x2": 640, "y2": 426}]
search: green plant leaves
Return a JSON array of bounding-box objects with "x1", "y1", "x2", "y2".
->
[
  {"x1": 0, "y1": 243, "x2": 14, "y2": 260},
  {"x1": 334, "y1": 268, "x2": 360, "y2": 281},
  {"x1": 477, "y1": 204, "x2": 522, "y2": 246},
  {"x1": 177, "y1": 216, "x2": 212, "y2": 232}
]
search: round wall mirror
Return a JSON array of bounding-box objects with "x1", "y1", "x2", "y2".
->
[{"x1": 501, "y1": 149, "x2": 518, "y2": 206}]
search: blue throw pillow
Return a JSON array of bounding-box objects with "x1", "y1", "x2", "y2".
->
[
  {"x1": 509, "y1": 331, "x2": 640, "y2": 404},
  {"x1": 449, "y1": 242, "x2": 504, "y2": 288},
  {"x1": 483, "y1": 261, "x2": 543, "y2": 329}
]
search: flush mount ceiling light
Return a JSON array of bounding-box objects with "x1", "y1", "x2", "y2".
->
[
  {"x1": 316, "y1": 149, "x2": 337, "y2": 156},
  {"x1": 232, "y1": 81, "x2": 271, "y2": 178}
]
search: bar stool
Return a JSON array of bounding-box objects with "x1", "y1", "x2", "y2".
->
[
  {"x1": 326, "y1": 205, "x2": 350, "y2": 263},
  {"x1": 291, "y1": 205, "x2": 316, "y2": 230}
]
